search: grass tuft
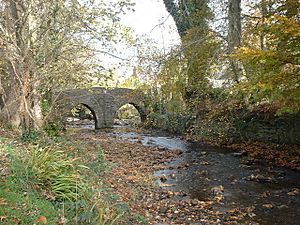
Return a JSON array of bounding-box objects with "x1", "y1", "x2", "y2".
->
[
  {"x1": 27, "y1": 147, "x2": 86, "y2": 201},
  {"x1": 0, "y1": 132, "x2": 126, "y2": 224}
]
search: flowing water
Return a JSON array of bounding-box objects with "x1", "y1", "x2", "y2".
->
[
  {"x1": 72, "y1": 124, "x2": 300, "y2": 225},
  {"x1": 110, "y1": 128, "x2": 300, "y2": 225}
]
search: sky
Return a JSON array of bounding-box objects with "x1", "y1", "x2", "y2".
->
[
  {"x1": 121, "y1": 0, "x2": 180, "y2": 49},
  {"x1": 101, "y1": 0, "x2": 180, "y2": 81}
]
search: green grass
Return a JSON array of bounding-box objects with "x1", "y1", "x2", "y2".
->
[
  {"x1": 0, "y1": 186, "x2": 59, "y2": 224},
  {"x1": 0, "y1": 142, "x2": 59, "y2": 224},
  {"x1": 134, "y1": 214, "x2": 148, "y2": 225},
  {"x1": 0, "y1": 132, "x2": 128, "y2": 225},
  {"x1": 27, "y1": 147, "x2": 87, "y2": 201}
]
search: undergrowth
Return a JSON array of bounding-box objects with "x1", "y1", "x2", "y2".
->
[{"x1": 0, "y1": 131, "x2": 126, "y2": 225}]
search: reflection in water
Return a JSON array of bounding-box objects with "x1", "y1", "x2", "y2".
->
[
  {"x1": 112, "y1": 129, "x2": 300, "y2": 225},
  {"x1": 69, "y1": 125, "x2": 300, "y2": 225}
]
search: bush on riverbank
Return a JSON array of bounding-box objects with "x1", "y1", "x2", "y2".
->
[
  {"x1": 145, "y1": 104, "x2": 300, "y2": 145},
  {"x1": 145, "y1": 112, "x2": 192, "y2": 134}
]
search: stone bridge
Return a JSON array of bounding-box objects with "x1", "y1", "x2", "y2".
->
[{"x1": 54, "y1": 87, "x2": 147, "y2": 129}]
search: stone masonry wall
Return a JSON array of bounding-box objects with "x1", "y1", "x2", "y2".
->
[{"x1": 54, "y1": 87, "x2": 146, "y2": 128}]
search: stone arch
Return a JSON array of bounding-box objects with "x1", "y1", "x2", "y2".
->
[
  {"x1": 58, "y1": 100, "x2": 100, "y2": 129},
  {"x1": 53, "y1": 87, "x2": 147, "y2": 129},
  {"x1": 73, "y1": 101, "x2": 105, "y2": 129},
  {"x1": 52, "y1": 90, "x2": 101, "y2": 129},
  {"x1": 113, "y1": 102, "x2": 145, "y2": 127},
  {"x1": 115, "y1": 102, "x2": 146, "y2": 122},
  {"x1": 105, "y1": 88, "x2": 147, "y2": 128},
  {"x1": 129, "y1": 102, "x2": 147, "y2": 121},
  {"x1": 78, "y1": 103, "x2": 98, "y2": 129}
]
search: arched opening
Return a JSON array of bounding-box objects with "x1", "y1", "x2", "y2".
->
[
  {"x1": 65, "y1": 103, "x2": 97, "y2": 129},
  {"x1": 114, "y1": 103, "x2": 142, "y2": 127}
]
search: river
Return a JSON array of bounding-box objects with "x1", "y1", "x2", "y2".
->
[
  {"x1": 69, "y1": 124, "x2": 300, "y2": 225},
  {"x1": 111, "y1": 127, "x2": 300, "y2": 225}
]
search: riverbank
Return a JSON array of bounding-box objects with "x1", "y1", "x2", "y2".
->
[
  {"x1": 146, "y1": 110, "x2": 300, "y2": 170},
  {"x1": 67, "y1": 126, "x2": 300, "y2": 224},
  {"x1": 0, "y1": 128, "x2": 236, "y2": 224},
  {"x1": 70, "y1": 118, "x2": 300, "y2": 171},
  {"x1": 74, "y1": 128, "x2": 260, "y2": 225},
  {"x1": 227, "y1": 141, "x2": 300, "y2": 171},
  {"x1": 0, "y1": 128, "x2": 134, "y2": 224},
  {"x1": 1, "y1": 127, "x2": 300, "y2": 224},
  {"x1": 183, "y1": 132, "x2": 300, "y2": 172}
]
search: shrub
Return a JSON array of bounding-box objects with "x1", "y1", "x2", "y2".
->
[
  {"x1": 27, "y1": 147, "x2": 87, "y2": 201},
  {"x1": 43, "y1": 121, "x2": 64, "y2": 137},
  {"x1": 145, "y1": 112, "x2": 192, "y2": 134},
  {"x1": 21, "y1": 130, "x2": 40, "y2": 143},
  {"x1": 96, "y1": 201, "x2": 124, "y2": 225}
]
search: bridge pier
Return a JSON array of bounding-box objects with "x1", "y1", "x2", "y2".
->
[{"x1": 94, "y1": 113, "x2": 114, "y2": 129}]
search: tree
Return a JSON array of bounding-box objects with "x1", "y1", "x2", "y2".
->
[
  {"x1": 163, "y1": 0, "x2": 211, "y2": 39},
  {"x1": 162, "y1": 1, "x2": 222, "y2": 114},
  {"x1": 228, "y1": 0, "x2": 242, "y2": 82},
  {"x1": 0, "y1": 0, "x2": 133, "y2": 132},
  {"x1": 235, "y1": 0, "x2": 300, "y2": 112}
]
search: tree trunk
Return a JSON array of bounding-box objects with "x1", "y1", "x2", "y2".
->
[
  {"x1": 0, "y1": 0, "x2": 43, "y2": 131},
  {"x1": 163, "y1": 0, "x2": 209, "y2": 39},
  {"x1": 163, "y1": 0, "x2": 187, "y2": 38},
  {"x1": 260, "y1": 0, "x2": 268, "y2": 50},
  {"x1": 32, "y1": 78, "x2": 44, "y2": 129},
  {"x1": 228, "y1": 0, "x2": 242, "y2": 82},
  {"x1": 0, "y1": 92, "x2": 22, "y2": 128}
]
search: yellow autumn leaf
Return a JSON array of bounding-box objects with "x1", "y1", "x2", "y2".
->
[
  {"x1": 36, "y1": 215, "x2": 47, "y2": 224},
  {"x1": 0, "y1": 198, "x2": 7, "y2": 205}
]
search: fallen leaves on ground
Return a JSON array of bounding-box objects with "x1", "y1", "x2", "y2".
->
[
  {"x1": 229, "y1": 142, "x2": 300, "y2": 171},
  {"x1": 75, "y1": 130, "x2": 259, "y2": 225},
  {"x1": 36, "y1": 215, "x2": 47, "y2": 224},
  {"x1": 287, "y1": 188, "x2": 300, "y2": 196},
  {"x1": 0, "y1": 198, "x2": 7, "y2": 206}
]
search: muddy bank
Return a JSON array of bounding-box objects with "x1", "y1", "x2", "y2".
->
[{"x1": 227, "y1": 141, "x2": 300, "y2": 171}]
